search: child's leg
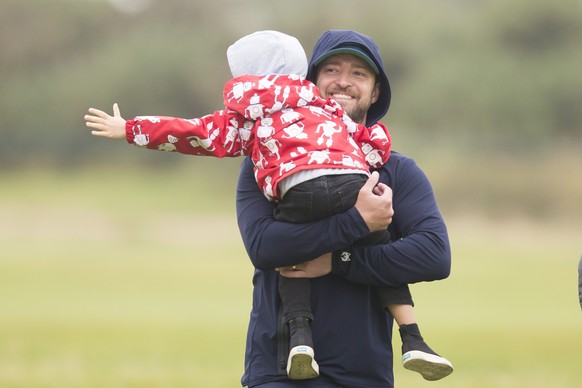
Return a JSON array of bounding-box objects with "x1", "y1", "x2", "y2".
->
[
  {"x1": 387, "y1": 302, "x2": 417, "y2": 326},
  {"x1": 377, "y1": 286, "x2": 453, "y2": 381},
  {"x1": 278, "y1": 276, "x2": 319, "y2": 380},
  {"x1": 274, "y1": 174, "x2": 366, "y2": 380}
]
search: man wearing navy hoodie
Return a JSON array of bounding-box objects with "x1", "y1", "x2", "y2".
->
[{"x1": 237, "y1": 30, "x2": 452, "y2": 387}]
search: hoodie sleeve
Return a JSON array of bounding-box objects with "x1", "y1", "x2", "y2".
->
[
  {"x1": 236, "y1": 157, "x2": 371, "y2": 270},
  {"x1": 223, "y1": 75, "x2": 323, "y2": 119},
  {"x1": 332, "y1": 155, "x2": 451, "y2": 286},
  {"x1": 236, "y1": 153, "x2": 451, "y2": 286},
  {"x1": 125, "y1": 110, "x2": 252, "y2": 158}
]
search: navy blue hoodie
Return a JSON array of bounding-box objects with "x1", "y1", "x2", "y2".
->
[
  {"x1": 307, "y1": 30, "x2": 391, "y2": 127},
  {"x1": 236, "y1": 30, "x2": 451, "y2": 388}
]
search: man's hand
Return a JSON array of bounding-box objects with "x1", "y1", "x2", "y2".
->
[
  {"x1": 85, "y1": 103, "x2": 127, "y2": 139},
  {"x1": 277, "y1": 253, "x2": 332, "y2": 278},
  {"x1": 354, "y1": 171, "x2": 394, "y2": 232}
]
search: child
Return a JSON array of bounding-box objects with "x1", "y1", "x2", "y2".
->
[{"x1": 85, "y1": 30, "x2": 452, "y2": 381}]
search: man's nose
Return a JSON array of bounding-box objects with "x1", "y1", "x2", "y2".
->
[{"x1": 334, "y1": 72, "x2": 352, "y2": 88}]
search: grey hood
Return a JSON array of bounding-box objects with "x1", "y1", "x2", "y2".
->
[{"x1": 227, "y1": 30, "x2": 308, "y2": 78}]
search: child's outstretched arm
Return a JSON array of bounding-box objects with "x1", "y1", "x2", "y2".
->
[{"x1": 85, "y1": 103, "x2": 127, "y2": 139}]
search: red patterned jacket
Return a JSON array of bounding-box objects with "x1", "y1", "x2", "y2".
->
[{"x1": 126, "y1": 74, "x2": 391, "y2": 201}]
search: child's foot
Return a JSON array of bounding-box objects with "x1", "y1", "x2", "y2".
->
[
  {"x1": 286, "y1": 317, "x2": 319, "y2": 380},
  {"x1": 287, "y1": 345, "x2": 319, "y2": 380},
  {"x1": 402, "y1": 349, "x2": 453, "y2": 381},
  {"x1": 399, "y1": 324, "x2": 453, "y2": 381}
]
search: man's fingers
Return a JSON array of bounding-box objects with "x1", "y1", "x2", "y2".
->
[
  {"x1": 276, "y1": 265, "x2": 304, "y2": 278},
  {"x1": 361, "y1": 171, "x2": 379, "y2": 192},
  {"x1": 278, "y1": 269, "x2": 307, "y2": 278},
  {"x1": 276, "y1": 265, "x2": 301, "y2": 272},
  {"x1": 375, "y1": 182, "x2": 390, "y2": 196}
]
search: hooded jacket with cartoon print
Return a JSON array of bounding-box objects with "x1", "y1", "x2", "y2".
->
[{"x1": 125, "y1": 74, "x2": 391, "y2": 201}]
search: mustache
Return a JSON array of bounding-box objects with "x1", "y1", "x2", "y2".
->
[{"x1": 328, "y1": 87, "x2": 356, "y2": 96}]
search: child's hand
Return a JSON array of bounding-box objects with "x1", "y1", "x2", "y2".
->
[{"x1": 85, "y1": 103, "x2": 127, "y2": 139}]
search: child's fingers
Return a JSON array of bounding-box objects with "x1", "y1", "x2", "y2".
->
[
  {"x1": 113, "y1": 103, "x2": 121, "y2": 117},
  {"x1": 87, "y1": 108, "x2": 109, "y2": 118},
  {"x1": 91, "y1": 130, "x2": 109, "y2": 137},
  {"x1": 84, "y1": 114, "x2": 103, "y2": 124},
  {"x1": 85, "y1": 121, "x2": 107, "y2": 131}
]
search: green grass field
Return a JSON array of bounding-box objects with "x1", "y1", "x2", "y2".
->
[{"x1": 1, "y1": 165, "x2": 580, "y2": 387}]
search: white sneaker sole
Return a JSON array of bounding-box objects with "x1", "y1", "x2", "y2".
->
[
  {"x1": 402, "y1": 350, "x2": 454, "y2": 381},
  {"x1": 287, "y1": 345, "x2": 319, "y2": 380}
]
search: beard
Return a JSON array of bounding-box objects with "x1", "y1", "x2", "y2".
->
[
  {"x1": 344, "y1": 105, "x2": 368, "y2": 125},
  {"x1": 326, "y1": 86, "x2": 370, "y2": 125}
]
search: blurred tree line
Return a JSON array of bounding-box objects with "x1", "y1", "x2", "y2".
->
[{"x1": 1, "y1": 0, "x2": 581, "y2": 169}]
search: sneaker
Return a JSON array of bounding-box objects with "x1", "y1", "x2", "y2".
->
[
  {"x1": 399, "y1": 323, "x2": 453, "y2": 381},
  {"x1": 287, "y1": 345, "x2": 320, "y2": 380},
  {"x1": 402, "y1": 350, "x2": 453, "y2": 381},
  {"x1": 286, "y1": 317, "x2": 319, "y2": 380}
]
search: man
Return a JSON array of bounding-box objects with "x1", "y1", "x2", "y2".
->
[{"x1": 237, "y1": 30, "x2": 451, "y2": 387}]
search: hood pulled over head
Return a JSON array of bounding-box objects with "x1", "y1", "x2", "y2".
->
[
  {"x1": 308, "y1": 30, "x2": 391, "y2": 126},
  {"x1": 227, "y1": 30, "x2": 308, "y2": 78}
]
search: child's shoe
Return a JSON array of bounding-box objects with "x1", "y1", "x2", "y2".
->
[
  {"x1": 399, "y1": 323, "x2": 453, "y2": 381},
  {"x1": 286, "y1": 317, "x2": 319, "y2": 380}
]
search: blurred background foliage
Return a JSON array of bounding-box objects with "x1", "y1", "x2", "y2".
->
[{"x1": 1, "y1": 0, "x2": 581, "y2": 221}]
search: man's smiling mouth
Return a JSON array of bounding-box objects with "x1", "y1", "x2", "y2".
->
[{"x1": 330, "y1": 93, "x2": 354, "y2": 100}]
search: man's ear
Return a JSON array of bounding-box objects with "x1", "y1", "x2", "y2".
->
[{"x1": 371, "y1": 81, "x2": 380, "y2": 104}]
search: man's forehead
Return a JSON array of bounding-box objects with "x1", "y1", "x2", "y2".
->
[{"x1": 319, "y1": 54, "x2": 374, "y2": 71}]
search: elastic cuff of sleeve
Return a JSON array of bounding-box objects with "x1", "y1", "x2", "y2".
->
[
  {"x1": 331, "y1": 248, "x2": 353, "y2": 276},
  {"x1": 125, "y1": 120, "x2": 136, "y2": 144}
]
